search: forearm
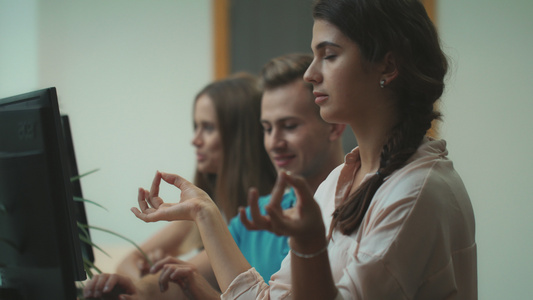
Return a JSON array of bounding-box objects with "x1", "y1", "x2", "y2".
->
[
  {"x1": 134, "y1": 172, "x2": 252, "y2": 293},
  {"x1": 290, "y1": 237, "x2": 337, "y2": 300},
  {"x1": 188, "y1": 250, "x2": 219, "y2": 290},
  {"x1": 195, "y1": 204, "x2": 252, "y2": 292},
  {"x1": 140, "y1": 221, "x2": 198, "y2": 257},
  {"x1": 116, "y1": 221, "x2": 202, "y2": 279},
  {"x1": 116, "y1": 252, "x2": 143, "y2": 280}
]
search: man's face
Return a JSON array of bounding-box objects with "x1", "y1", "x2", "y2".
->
[{"x1": 261, "y1": 80, "x2": 334, "y2": 180}]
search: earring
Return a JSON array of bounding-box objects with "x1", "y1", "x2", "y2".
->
[{"x1": 379, "y1": 79, "x2": 386, "y2": 88}]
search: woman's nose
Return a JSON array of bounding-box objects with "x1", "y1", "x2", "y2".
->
[
  {"x1": 303, "y1": 59, "x2": 321, "y2": 84},
  {"x1": 191, "y1": 131, "x2": 202, "y2": 147}
]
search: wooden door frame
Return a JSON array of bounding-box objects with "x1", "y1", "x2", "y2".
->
[{"x1": 213, "y1": 0, "x2": 230, "y2": 80}]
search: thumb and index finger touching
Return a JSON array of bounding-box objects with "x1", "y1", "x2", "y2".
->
[
  {"x1": 267, "y1": 171, "x2": 314, "y2": 211},
  {"x1": 131, "y1": 171, "x2": 202, "y2": 220},
  {"x1": 254, "y1": 171, "x2": 313, "y2": 227},
  {"x1": 150, "y1": 171, "x2": 190, "y2": 202}
]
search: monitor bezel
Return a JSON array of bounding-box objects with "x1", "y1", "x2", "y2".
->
[{"x1": 0, "y1": 87, "x2": 86, "y2": 299}]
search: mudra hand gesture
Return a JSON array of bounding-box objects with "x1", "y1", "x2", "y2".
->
[
  {"x1": 241, "y1": 171, "x2": 327, "y2": 249},
  {"x1": 132, "y1": 171, "x2": 214, "y2": 223}
]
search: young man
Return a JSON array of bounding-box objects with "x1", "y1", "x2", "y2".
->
[
  {"x1": 228, "y1": 53, "x2": 346, "y2": 283},
  {"x1": 83, "y1": 53, "x2": 346, "y2": 300}
]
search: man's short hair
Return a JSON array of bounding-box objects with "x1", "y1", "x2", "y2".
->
[{"x1": 260, "y1": 53, "x2": 313, "y2": 92}]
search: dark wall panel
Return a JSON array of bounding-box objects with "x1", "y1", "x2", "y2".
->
[{"x1": 229, "y1": 0, "x2": 357, "y2": 153}]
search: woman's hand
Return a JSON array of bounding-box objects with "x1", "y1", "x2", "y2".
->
[
  {"x1": 240, "y1": 171, "x2": 327, "y2": 249},
  {"x1": 150, "y1": 257, "x2": 221, "y2": 300},
  {"x1": 135, "y1": 248, "x2": 164, "y2": 277},
  {"x1": 83, "y1": 273, "x2": 138, "y2": 300},
  {"x1": 132, "y1": 171, "x2": 215, "y2": 223}
]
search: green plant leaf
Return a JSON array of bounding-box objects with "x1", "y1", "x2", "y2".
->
[
  {"x1": 73, "y1": 196, "x2": 108, "y2": 211},
  {"x1": 70, "y1": 168, "x2": 100, "y2": 182},
  {"x1": 78, "y1": 233, "x2": 110, "y2": 258},
  {"x1": 83, "y1": 259, "x2": 94, "y2": 279},
  {"x1": 78, "y1": 222, "x2": 91, "y2": 238},
  {"x1": 75, "y1": 280, "x2": 86, "y2": 300},
  {"x1": 79, "y1": 224, "x2": 153, "y2": 267},
  {"x1": 70, "y1": 167, "x2": 154, "y2": 279},
  {"x1": 77, "y1": 222, "x2": 111, "y2": 258},
  {"x1": 83, "y1": 257, "x2": 103, "y2": 275}
]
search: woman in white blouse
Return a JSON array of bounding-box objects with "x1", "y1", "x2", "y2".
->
[{"x1": 115, "y1": 0, "x2": 476, "y2": 299}]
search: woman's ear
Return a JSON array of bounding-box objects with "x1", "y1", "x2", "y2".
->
[{"x1": 380, "y1": 51, "x2": 399, "y2": 85}]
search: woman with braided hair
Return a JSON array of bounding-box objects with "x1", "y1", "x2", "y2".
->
[{"x1": 123, "y1": 0, "x2": 476, "y2": 299}]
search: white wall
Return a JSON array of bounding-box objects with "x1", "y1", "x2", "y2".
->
[
  {"x1": 0, "y1": 0, "x2": 212, "y2": 253},
  {"x1": 0, "y1": 0, "x2": 39, "y2": 94},
  {"x1": 438, "y1": 1, "x2": 533, "y2": 299},
  {"x1": 2, "y1": 0, "x2": 533, "y2": 298}
]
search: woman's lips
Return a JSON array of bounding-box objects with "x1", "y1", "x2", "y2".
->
[
  {"x1": 196, "y1": 153, "x2": 206, "y2": 162},
  {"x1": 313, "y1": 91, "x2": 328, "y2": 105}
]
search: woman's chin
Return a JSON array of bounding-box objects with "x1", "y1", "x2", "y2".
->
[
  {"x1": 197, "y1": 165, "x2": 218, "y2": 175},
  {"x1": 319, "y1": 109, "x2": 338, "y2": 124}
]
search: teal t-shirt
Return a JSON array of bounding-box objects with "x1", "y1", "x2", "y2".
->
[{"x1": 228, "y1": 189, "x2": 296, "y2": 282}]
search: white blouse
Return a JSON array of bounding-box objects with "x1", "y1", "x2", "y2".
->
[{"x1": 222, "y1": 138, "x2": 477, "y2": 299}]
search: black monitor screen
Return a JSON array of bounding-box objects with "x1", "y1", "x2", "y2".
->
[
  {"x1": 0, "y1": 87, "x2": 86, "y2": 299},
  {"x1": 61, "y1": 115, "x2": 95, "y2": 266}
]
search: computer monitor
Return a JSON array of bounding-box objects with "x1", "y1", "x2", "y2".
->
[
  {"x1": 0, "y1": 87, "x2": 87, "y2": 299},
  {"x1": 61, "y1": 115, "x2": 95, "y2": 266}
]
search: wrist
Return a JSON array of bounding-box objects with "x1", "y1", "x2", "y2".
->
[
  {"x1": 192, "y1": 201, "x2": 220, "y2": 224},
  {"x1": 289, "y1": 234, "x2": 328, "y2": 258},
  {"x1": 291, "y1": 241, "x2": 329, "y2": 259}
]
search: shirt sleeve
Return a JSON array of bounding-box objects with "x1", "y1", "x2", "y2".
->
[{"x1": 221, "y1": 268, "x2": 272, "y2": 300}]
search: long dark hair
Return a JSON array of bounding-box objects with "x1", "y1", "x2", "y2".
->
[
  {"x1": 312, "y1": 0, "x2": 448, "y2": 235},
  {"x1": 193, "y1": 73, "x2": 277, "y2": 220}
]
